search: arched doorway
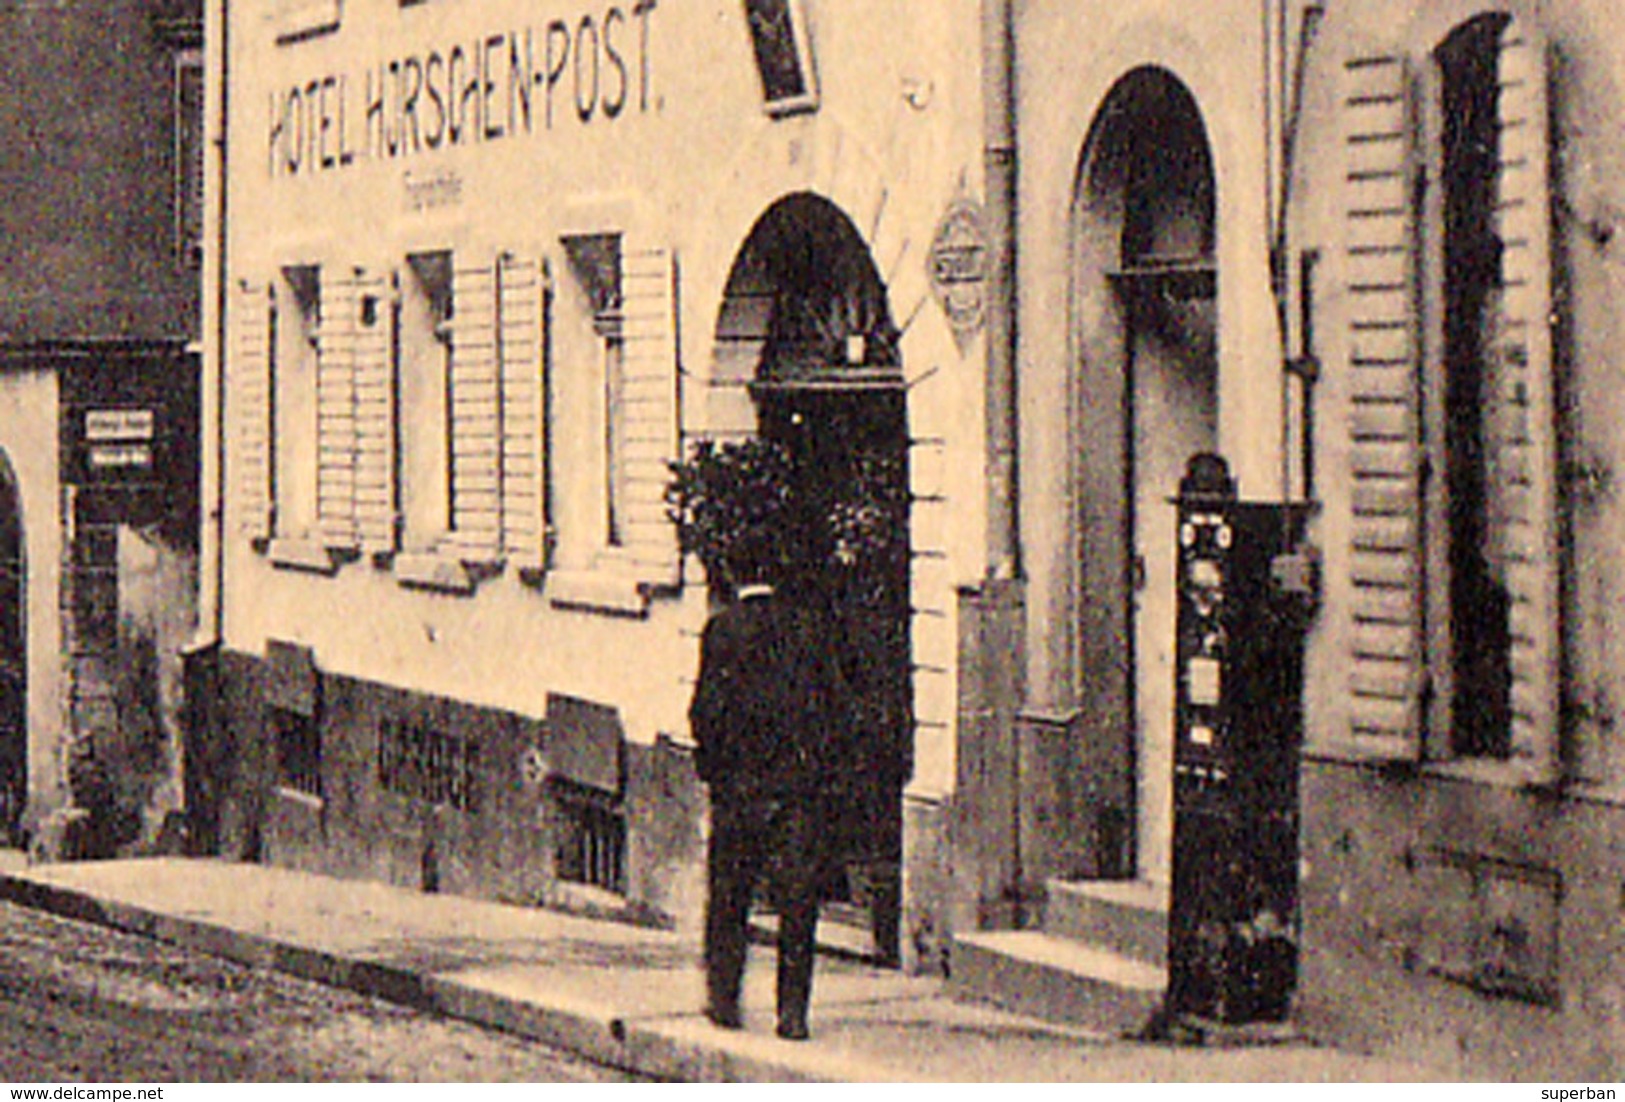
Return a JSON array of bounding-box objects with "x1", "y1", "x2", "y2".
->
[
  {"x1": 0, "y1": 455, "x2": 25, "y2": 842},
  {"x1": 713, "y1": 192, "x2": 910, "y2": 963},
  {"x1": 1073, "y1": 69, "x2": 1218, "y2": 890}
]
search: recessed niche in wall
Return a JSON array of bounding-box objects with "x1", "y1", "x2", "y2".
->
[{"x1": 1407, "y1": 847, "x2": 1562, "y2": 1008}]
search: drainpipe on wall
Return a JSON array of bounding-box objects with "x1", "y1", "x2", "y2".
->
[
  {"x1": 203, "y1": 0, "x2": 228, "y2": 648},
  {"x1": 948, "y1": 0, "x2": 1028, "y2": 937},
  {"x1": 179, "y1": 0, "x2": 230, "y2": 857},
  {"x1": 983, "y1": 0, "x2": 1018, "y2": 584}
]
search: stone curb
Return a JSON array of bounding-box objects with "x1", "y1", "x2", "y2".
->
[{"x1": 0, "y1": 870, "x2": 903, "y2": 1083}]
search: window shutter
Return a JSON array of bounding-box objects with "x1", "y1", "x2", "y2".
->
[
  {"x1": 317, "y1": 268, "x2": 359, "y2": 549},
  {"x1": 617, "y1": 243, "x2": 680, "y2": 585},
  {"x1": 353, "y1": 269, "x2": 397, "y2": 555},
  {"x1": 449, "y1": 259, "x2": 502, "y2": 558},
  {"x1": 1493, "y1": 19, "x2": 1560, "y2": 784},
  {"x1": 1341, "y1": 50, "x2": 1424, "y2": 760},
  {"x1": 232, "y1": 281, "x2": 274, "y2": 542},
  {"x1": 499, "y1": 254, "x2": 547, "y2": 570}
]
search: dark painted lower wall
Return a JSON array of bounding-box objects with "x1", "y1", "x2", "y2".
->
[
  {"x1": 1299, "y1": 760, "x2": 1623, "y2": 1081},
  {"x1": 902, "y1": 794, "x2": 951, "y2": 974},
  {"x1": 204, "y1": 649, "x2": 708, "y2": 927}
]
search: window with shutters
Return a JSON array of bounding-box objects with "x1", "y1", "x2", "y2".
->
[
  {"x1": 273, "y1": 265, "x2": 321, "y2": 543},
  {"x1": 561, "y1": 234, "x2": 629, "y2": 556},
  {"x1": 548, "y1": 229, "x2": 677, "y2": 611},
  {"x1": 1334, "y1": 16, "x2": 1561, "y2": 782},
  {"x1": 431, "y1": 253, "x2": 547, "y2": 578},
  {"x1": 265, "y1": 263, "x2": 394, "y2": 568},
  {"x1": 400, "y1": 252, "x2": 454, "y2": 551},
  {"x1": 1421, "y1": 14, "x2": 1560, "y2": 776}
]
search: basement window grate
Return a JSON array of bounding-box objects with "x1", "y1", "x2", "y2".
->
[
  {"x1": 378, "y1": 717, "x2": 478, "y2": 812},
  {"x1": 273, "y1": 706, "x2": 322, "y2": 799},
  {"x1": 551, "y1": 778, "x2": 625, "y2": 894}
]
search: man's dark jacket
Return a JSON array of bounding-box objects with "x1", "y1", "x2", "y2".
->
[{"x1": 689, "y1": 589, "x2": 848, "y2": 799}]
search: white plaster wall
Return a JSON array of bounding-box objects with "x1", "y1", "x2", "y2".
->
[
  {"x1": 0, "y1": 368, "x2": 66, "y2": 824},
  {"x1": 220, "y1": 0, "x2": 987, "y2": 800},
  {"x1": 1014, "y1": 0, "x2": 1285, "y2": 712}
]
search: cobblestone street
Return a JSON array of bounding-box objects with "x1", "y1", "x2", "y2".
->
[{"x1": 0, "y1": 901, "x2": 638, "y2": 1083}]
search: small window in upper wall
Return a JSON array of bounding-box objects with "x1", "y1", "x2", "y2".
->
[
  {"x1": 743, "y1": 0, "x2": 819, "y2": 116},
  {"x1": 173, "y1": 48, "x2": 204, "y2": 270},
  {"x1": 273, "y1": 0, "x2": 341, "y2": 44}
]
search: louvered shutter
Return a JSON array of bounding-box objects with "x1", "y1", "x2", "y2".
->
[
  {"x1": 1493, "y1": 19, "x2": 1560, "y2": 784},
  {"x1": 618, "y1": 243, "x2": 680, "y2": 585},
  {"x1": 232, "y1": 281, "x2": 274, "y2": 542},
  {"x1": 1341, "y1": 50, "x2": 1424, "y2": 759},
  {"x1": 353, "y1": 269, "x2": 397, "y2": 555},
  {"x1": 317, "y1": 269, "x2": 359, "y2": 549},
  {"x1": 499, "y1": 255, "x2": 547, "y2": 569},
  {"x1": 449, "y1": 259, "x2": 502, "y2": 558}
]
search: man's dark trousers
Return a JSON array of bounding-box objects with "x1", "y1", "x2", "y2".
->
[{"x1": 705, "y1": 790, "x2": 824, "y2": 1034}]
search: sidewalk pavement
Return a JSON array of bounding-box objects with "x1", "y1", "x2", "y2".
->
[{"x1": 0, "y1": 855, "x2": 1447, "y2": 1083}]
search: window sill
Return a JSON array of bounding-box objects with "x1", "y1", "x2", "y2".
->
[
  {"x1": 395, "y1": 550, "x2": 476, "y2": 595},
  {"x1": 273, "y1": 785, "x2": 324, "y2": 811},
  {"x1": 547, "y1": 567, "x2": 649, "y2": 618},
  {"x1": 1566, "y1": 780, "x2": 1625, "y2": 808},
  {"x1": 434, "y1": 534, "x2": 504, "y2": 571},
  {"x1": 1305, "y1": 750, "x2": 1580, "y2": 795},
  {"x1": 268, "y1": 538, "x2": 346, "y2": 575},
  {"x1": 1421, "y1": 757, "x2": 1610, "y2": 799},
  {"x1": 1419, "y1": 757, "x2": 1531, "y2": 788},
  {"x1": 272, "y1": 0, "x2": 341, "y2": 44}
]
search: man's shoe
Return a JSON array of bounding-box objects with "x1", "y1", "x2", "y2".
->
[
  {"x1": 705, "y1": 1004, "x2": 743, "y2": 1030},
  {"x1": 775, "y1": 1019, "x2": 810, "y2": 1042}
]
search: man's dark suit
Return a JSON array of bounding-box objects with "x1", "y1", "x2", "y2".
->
[{"x1": 689, "y1": 585, "x2": 848, "y2": 1038}]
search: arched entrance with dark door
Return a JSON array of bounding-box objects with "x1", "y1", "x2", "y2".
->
[
  {"x1": 0, "y1": 453, "x2": 26, "y2": 843},
  {"x1": 712, "y1": 192, "x2": 911, "y2": 964},
  {"x1": 1072, "y1": 68, "x2": 1218, "y2": 891}
]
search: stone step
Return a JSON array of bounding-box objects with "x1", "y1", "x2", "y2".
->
[
  {"x1": 948, "y1": 929, "x2": 1167, "y2": 1037},
  {"x1": 1043, "y1": 878, "x2": 1169, "y2": 968}
]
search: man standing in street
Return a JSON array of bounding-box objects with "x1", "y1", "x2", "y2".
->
[{"x1": 688, "y1": 530, "x2": 849, "y2": 1042}]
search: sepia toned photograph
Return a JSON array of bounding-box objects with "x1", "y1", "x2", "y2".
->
[{"x1": 0, "y1": 0, "x2": 1617, "y2": 1086}]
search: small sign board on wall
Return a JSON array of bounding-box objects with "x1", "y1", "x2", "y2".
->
[
  {"x1": 927, "y1": 194, "x2": 990, "y2": 355},
  {"x1": 85, "y1": 409, "x2": 156, "y2": 443},
  {"x1": 84, "y1": 409, "x2": 157, "y2": 473},
  {"x1": 88, "y1": 444, "x2": 153, "y2": 470},
  {"x1": 77, "y1": 406, "x2": 158, "y2": 474}
]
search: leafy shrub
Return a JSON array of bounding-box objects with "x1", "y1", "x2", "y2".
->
[
  {"x1": 665, "y1": 438, "x2": 800, "y2": 591},
  {"x1": 665, "y1": 435, "x2": 909, "y2": 602}
]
